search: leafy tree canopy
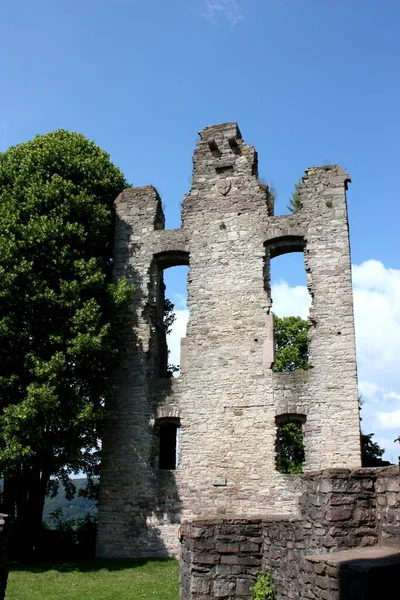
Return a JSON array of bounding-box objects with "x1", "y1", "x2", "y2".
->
[
  {"x1": 360, "y1": 433, "x2": 389, "y2": 467},
  {"x1": 273, "y1": 315, "x2": 309, "y2": 373},
  {"x1": 358, "y1": 398, "x2": 389, "y2": 467},
  {"x1": 0, "y1": 130, "x2": 133, "y2": 553},
  {"x1": 277, "y1": 421, "x2": 305, "y2": 474}
]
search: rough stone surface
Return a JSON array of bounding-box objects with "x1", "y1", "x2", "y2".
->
[
  {"x1": 97, "y1": 122, "x2": 361, "y2": 558},
  {"x1": 179, "y1": 467, "x2": 400, "y2": 599}
]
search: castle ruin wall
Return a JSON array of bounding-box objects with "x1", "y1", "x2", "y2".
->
[{"x1": 97, "y1": 123, "x2": 361, "y2": 558}]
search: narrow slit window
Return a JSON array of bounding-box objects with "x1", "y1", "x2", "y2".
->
[{"x1": 159, "y1": 422, "x2": 179, "y2": 470}]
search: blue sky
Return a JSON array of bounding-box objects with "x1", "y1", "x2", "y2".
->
[{"x1": 2, "y1": 0, "x2": 400, "y2": 460}]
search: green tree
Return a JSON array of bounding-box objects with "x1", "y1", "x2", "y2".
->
[
  {"x1": 0, "y1": 130, "x2": 133, "y2": 556},
  {"x1": 361, "y1": 433, "x2": 389, "y2": 467},
  {"x1": 273, "y1": 315, "x2": 309, "y2": 473},
  {"x1": 163, "y1": 298, "x2": 179, "y2": 375},
  {"x1": 358, "y1": 398, "x2": 388, "y2": 466},
  {"x1": 273, "y1": 315, "x2": 309, "y2": 372},
  {"x1": 287, "y1": 180, "x2": 302, "y2": 213},
  {"x1": 274, "y1": 317, "x2": 388, "y2": 469},
  {"x1": 277, "y1": 421, "x2": 305, "y2": 474}
]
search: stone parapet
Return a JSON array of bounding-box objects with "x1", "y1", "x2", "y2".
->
[{"x1": 179, "y1": 467, "x2": 400, "y2": 599}]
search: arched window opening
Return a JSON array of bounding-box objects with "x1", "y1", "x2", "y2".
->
[
  {"x1": 275, "y1": 414, "x2": 306, "y2": 474},
  {"x1": 158, "y1": 420, "x2": 180, "y2": 470},
  {"x1": 151, "y1": 251, "x2": 189, "y2": 378},
  {"x1": 163, "y1": 265, "x2": 189, "y2": 377},
  {"x1": 264, "y1": 237, "x2": 311, "y2": 371}
]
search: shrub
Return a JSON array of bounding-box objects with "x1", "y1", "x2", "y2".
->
[{"x1": 251, "y1": 571, "x2": 275, "y2": 600}]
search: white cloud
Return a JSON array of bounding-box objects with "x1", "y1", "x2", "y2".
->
[
  {"x1": 201, "y1": 0, "x2": 244, "y2": 26},
  {"x1": 384, "y1": 391, "x2": 400, "y2": 401},
  {"x1": 378, "y1": 410, "x2": 400, "y2": 430},
  {"x1": 166, "y1": 259, "x2": 400, "y2": 461},
  {"x1": 270, "y1": 280, "x2": 311, "y2": 319},
  {"x1": 373, "y1": 436, "x2": 399, "y2": 464},
  {"x1": 358, "y1": 381, "x2": 380, "y2": 402},
  {"x1": 271, "y1": 260, "x2": 400, "y2": 460}
]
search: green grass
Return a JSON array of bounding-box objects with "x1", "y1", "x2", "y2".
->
[{"x1": 6, "y1": 559, "x2": 179, "y2": 600}]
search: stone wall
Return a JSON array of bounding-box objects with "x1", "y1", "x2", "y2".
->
[
  {"x1": 180, "y1": 467, "x2": 400, "y2": 599},
  {"x1": 302, "y1": 546, "x2": 400, "y2": 600},
  {"x1": 180, "y1": 517, "x2": 264, "y2": 599},
  {"x1": 97, "y1": 123, "x2": 361, "y2": 558}
]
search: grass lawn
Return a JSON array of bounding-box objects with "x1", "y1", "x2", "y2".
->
[{"x1": 6, "y1": 558, "x2": 179, "y2": 600}]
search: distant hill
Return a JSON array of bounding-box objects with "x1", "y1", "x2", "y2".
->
[{"x1": 43, "y1": 478, "x2": 97, "y2": 525}]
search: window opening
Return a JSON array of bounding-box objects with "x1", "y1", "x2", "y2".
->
[
  {"x1": 276, "y1": 415, "x2": 306, "y2": 474},
  {"x1": 269, "y1": 251, "x2": 310, "y2": 319},
  {"x1": 264, "y1": 239, "x2": 311, "y2": 371},
  {"x1": 159, "y1": 422, "x2": 180, "y2": 470},
  {"x1": 155, "y1": 262, "x2": 189, "y2": 377}
]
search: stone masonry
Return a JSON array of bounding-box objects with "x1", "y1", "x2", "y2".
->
[
  {"x1": 180, "y1": 466, "x2": 400, "y2": 600},
  {"x1": 96, "y1": 123, "x2": 361, "y2": 558}
]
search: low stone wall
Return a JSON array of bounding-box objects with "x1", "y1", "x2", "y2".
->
[
  {"x1": 302, "y1": 546, "x2": 400, "y2": 600},
  {"x1": 180, "y1": 467, "x2": 400, "y2": 600},
  {"x1": 375, "y1": 466, "x2": 400, "y2": 544},
  {"x1": 299, "y1": 468, "x2": 379, "y2": 551},
  {"x1": 180, "y1": 517, "x2": 264, "y2": 599}
]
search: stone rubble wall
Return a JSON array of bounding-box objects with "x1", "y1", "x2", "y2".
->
[
  {"x1": 180, "y1": 518, "x2": 264, "y2": 600},
  {"x1": 180, "y1": 467, "x2": 400, "y2": 599}
]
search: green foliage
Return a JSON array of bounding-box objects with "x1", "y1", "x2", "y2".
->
[
  {"x1": 361, "y1": 433, "x2": 389, "y2": 466},
  {"x1": 273, "y1": 315, "x2": 309, "y2": 372},
  {"x1": 0, "y1": 130, "x2": 133, "y2": 546},
  {"x1": 164, "y1": 298, "x2": 176, "y2": 336},
  {"x1": 44, "y1": 478, "x2": 97, "y2": 525},
  {"x1": 277, "y1": 421, "x2": 305, "y2": 474},
  {"x1": 287, "y1": 179, "x2": 302, "y2": 213},
  {"x1": 273, "y1": 315, "x2": 308, "y2": 473},
  {"x1": 7, "y1": 559, "x2": 179, "y2": 600},
  {"x1": 251, "y1": 571, "x2": 275, "y2": 600},
  {"x1": 358, "y1": 397, "x2": 388, "y2": 466},
  {"x1": 163, "y1": 298, "x2": 179, "y2": 375}
]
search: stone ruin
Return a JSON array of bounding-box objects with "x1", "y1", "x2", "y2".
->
[{"x1": 96, "y1": 123, "x2": 400, "y2": 598}]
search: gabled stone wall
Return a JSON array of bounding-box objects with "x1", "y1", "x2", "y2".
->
[{"x1": 97, "y1": 123, "x2": 361, "y2": 558}]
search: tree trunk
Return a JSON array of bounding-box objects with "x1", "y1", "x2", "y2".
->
[{"x1": 3, "y1": 465, "x2": 50, "y2": 561}]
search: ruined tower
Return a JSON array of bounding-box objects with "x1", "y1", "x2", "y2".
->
[{"x1": 96, "y1": 123, "x2": 361, "y2": 558}]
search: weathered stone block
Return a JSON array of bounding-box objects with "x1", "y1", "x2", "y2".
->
[
  {"x1": 194, "y1": 552, "x2": 220, "y2": 565},
  {"x1": 213, "y1": 579, "x2": 236, "y2": 597},
  {"x1": 235, "y1": 578, "x2": 252, "y2": 596},
  {"x1": 220, "y1": 555, "x2": 260, "y2": 566},
  {"x1": 191, "y1": 576, "x2": 211, "y2": 594},
  {"x1": 325, "y1": 507, "x2": 352, "y2": 522},
  {"x1": 216, "y1": 542, "x2": 240, "y2": 554}
]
